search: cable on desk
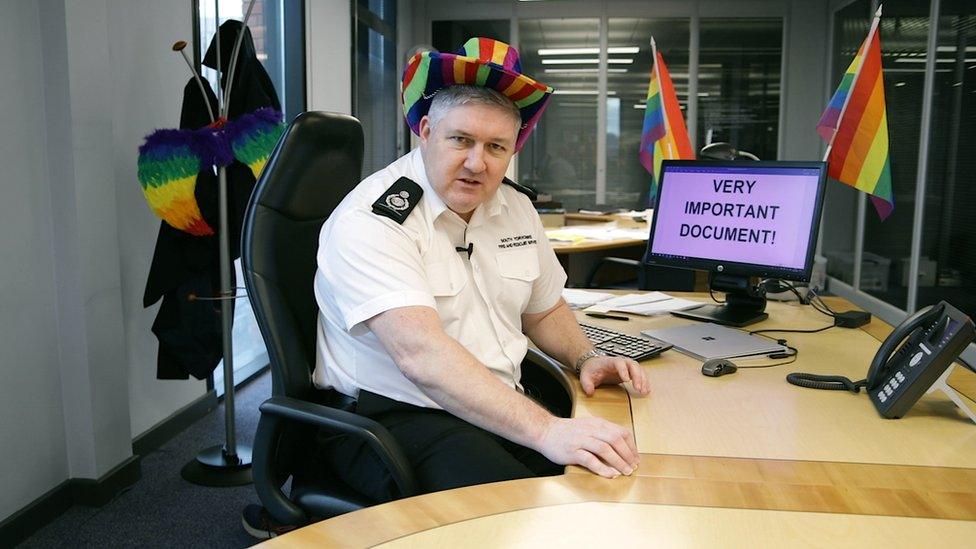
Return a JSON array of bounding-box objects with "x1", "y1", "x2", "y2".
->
[
  {"x1": 786, "y1": 372, "x2": 867, "y2": 393},
  {"x1": 764, "y1": 278, "x2": 836, "y2": 319},
  {"x1": 750, "y1": 325, "x2": 834, "y2": 337},
  {"x1": 709, "y1": 286, "x2": 726, "y2": 304},
  {"x1": 732, "y1": 328, "x2": 802, "y2": 369}
]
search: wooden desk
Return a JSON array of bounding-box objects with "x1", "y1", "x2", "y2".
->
[
  {"x1": 549, "y1": 221, "x2": 648, "y2": 286},
  {"x1": 263, "y1": 295, "x2": 976, "y2": 548}
]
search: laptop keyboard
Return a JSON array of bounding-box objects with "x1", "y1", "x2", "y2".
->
[{"x1": 580, "y1": 323, "x2": 672, "y2": 362}]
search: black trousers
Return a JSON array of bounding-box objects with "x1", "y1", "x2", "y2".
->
[{"x1": 321, "y1": 390, "x2": 562, "y2": 503}]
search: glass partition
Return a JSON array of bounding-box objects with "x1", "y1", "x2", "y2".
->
[
  {"x1": 918, "y1": 0, "x2": 976, "y2": 319},
  {"x1": 822, "y1": 0, "x2": 872, "y2": 288},
  {"x1": 355, "y1": 0, "x2": 398, "y2": 174},
  {"x1": 606, "y1": 18, "x2": 690, "y2": 209},
  {"x1": 859, "y1": 0, "x2": 928, "y2": 307},
  {"x1": 697, "y1": 18, "x2": 783, "y2": 161},
  {"x1": 517, "y1": 18, "x2": 601, "y2": 212}
]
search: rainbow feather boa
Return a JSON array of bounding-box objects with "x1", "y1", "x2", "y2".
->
[{"x1": 137, "y1": 108, "x2": 284, "y2": 236}]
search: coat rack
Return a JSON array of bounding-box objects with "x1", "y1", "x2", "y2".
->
[{"x1": 178, "y1": 0, "x2": 259, "y2": 487}]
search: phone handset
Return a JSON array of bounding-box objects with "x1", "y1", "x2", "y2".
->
[{"x1": 865, "y1": 302, "x2": 944, "y2": 390}]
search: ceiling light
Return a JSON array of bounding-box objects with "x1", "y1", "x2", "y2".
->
[
  {"x1": 544, "y1": 68, "x2": 628, "y2": 74},
  {"x1": 552, "y1": 90, "x2": 618, "y2": 95},
  {"x1": 895, "y1": 57, "x2": 976, "y2": 63},
  {"x1": 538, "y1": 47, "x2": 640, "y2": 55},
  {"x1": 541, "y1": 58, "x2": 634, "y2": 65}
]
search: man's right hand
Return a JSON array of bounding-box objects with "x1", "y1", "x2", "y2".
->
[{"x1": 536, "y1": 417, "x2": 639, "y2": 478}]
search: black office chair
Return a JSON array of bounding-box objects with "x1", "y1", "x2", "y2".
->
[
  {"x1": 242, "y1": 111, "x2": 572, "y2": 526},
  {"x1": 241, "y1": 111, "x2": 415, "y2": 525}
]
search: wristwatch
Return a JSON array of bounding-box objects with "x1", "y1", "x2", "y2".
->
[{"x1": 574, "y1": 349, "x2": 604, "y2": 375}]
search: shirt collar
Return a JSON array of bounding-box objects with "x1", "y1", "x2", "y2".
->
[{"x1": 410, "y1": 148, "x2": 448, "y2": 222}]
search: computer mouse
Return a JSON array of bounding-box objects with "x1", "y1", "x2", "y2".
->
[{"x1": 701, "y1": 358, "x2": 738, "y2": 377}]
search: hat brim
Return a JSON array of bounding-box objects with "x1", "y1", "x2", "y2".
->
[{"x1": 402, "y1": 51, "x2": 553, "y2": 152}]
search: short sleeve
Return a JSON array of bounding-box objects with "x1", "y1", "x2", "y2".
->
[
  {"x1": 316, "y1": 209, "x2": 436, "y2": 332},
  {"x1": 524, "y1": 208, "x2": 568, "y2": 314}
]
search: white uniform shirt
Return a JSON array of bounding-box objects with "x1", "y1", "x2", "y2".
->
[{"x1": 313, "y1": 148, "x2": 567, "y2": 408}]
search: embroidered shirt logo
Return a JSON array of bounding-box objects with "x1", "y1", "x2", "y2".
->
[{"x1": 385, "y1": 190, "x2": 411, "y2": 211}]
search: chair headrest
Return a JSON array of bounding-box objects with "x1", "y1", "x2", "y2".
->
[{"x1": 255, "y1": 111, "x2": 364, "y2": 220}]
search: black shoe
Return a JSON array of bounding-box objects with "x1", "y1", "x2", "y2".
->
[{"x1": 241, "y1": 504, "x2": 297, "y2": 539}]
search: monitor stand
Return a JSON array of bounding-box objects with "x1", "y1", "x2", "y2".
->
[{"x1": 672, "y1": 273, "x2": 768, "y2": 327}]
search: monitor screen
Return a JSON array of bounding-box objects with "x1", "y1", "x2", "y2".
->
[{"x1": 645, "y1": 160, "x2": 827, "y2": 281}]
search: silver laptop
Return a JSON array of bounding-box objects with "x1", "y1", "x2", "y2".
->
[{"x1": 641, "y1": 323, "x2": 787, "y2": 361}]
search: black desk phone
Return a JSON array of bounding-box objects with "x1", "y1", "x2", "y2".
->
[
  {"x1": 866, "y1": 301, "x2": 974, "y2": 418},
  {"x1": 787, "y1": 301, "x2": 975, "y2": 420}
]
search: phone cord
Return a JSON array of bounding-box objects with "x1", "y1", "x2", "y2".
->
[{"x1": 786, "y1": 373, "x2": 868, "y2": 393}]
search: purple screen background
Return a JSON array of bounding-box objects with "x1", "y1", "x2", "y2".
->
[{"x1": 650, "y1": 166, "x2": 821, "y2": 270}]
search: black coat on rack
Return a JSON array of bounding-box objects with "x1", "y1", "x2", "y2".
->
[{"x1": 144, "y1": 21, "x2": 280, "y2": 380}]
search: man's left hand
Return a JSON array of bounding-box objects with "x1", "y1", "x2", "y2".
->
[{"x1": 579, "y1": 355, "x2": 650, "y2": 397}]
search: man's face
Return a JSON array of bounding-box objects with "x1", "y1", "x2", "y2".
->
[{"x1": 419, "y1": 103, "x2": 519, "y2": 221}]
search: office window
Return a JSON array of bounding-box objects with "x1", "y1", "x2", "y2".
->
[
  {"x1": 518, "y1": 18, "x2": 601, "y2": 212},
  {"x1": 696, "y1": 18, "x2": 782, "y2": 161},
  {"x1": 195, "y1": 0, "x2": 305, "y2": 387},
  {"x1": 859, "y1": 0, "x2": 928, "y2": 307},
  {"x1": 606, "y1": 18, "x2": 690, "y2": 209},
  {"x1": 918, "y1": 0, "x2": 976, "y2": 318},
  {"x1": 355, "y1": 0, "x2": 398, "y2": 175},
  {"x1": 196, "y1": 0, "x2": 305, "y2": 120},
  {"x1": 822, "y1": 0, "x2": 872, "y2": 288}
]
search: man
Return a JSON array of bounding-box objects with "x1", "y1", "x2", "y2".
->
[{"x1": 313, "y1": 38, "x2": 650, "y2": 502}]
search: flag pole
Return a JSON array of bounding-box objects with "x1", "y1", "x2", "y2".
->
[
  {"x1": 823, "y1": 4, "x2": 883, "y2": 162},
  {"x1": 650, "y1": 37, "x2": 671, "y2": 139}
]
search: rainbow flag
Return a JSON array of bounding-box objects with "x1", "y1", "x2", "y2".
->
[
  {"x1": 816, "y1": 8, "x2": 893, "y2": 220},
  {"x1": 639, "y1": 40, "x2": 694, "y2": 202}
]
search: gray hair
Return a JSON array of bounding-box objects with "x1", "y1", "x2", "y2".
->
[{"x1": 427, "y1": 85, "x2": 521, "y2": 133}]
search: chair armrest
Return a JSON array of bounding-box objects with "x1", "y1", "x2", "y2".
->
[
  {"x1": 524, "y1": 348, "x2": 574, "y2": 399},
  {"x1": 253, "y1": 396, "x2": 418, "y2": 525},
  {"x1": 522, "y1": 348, "x2": 575, "y2": 418},
  {"x1": 260, "y1": 396, "x2": 417, "y2": 494}
]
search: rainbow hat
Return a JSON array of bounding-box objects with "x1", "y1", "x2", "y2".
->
[{"x1": 401, "y1": 37, "x2": 554, "y2": 152}]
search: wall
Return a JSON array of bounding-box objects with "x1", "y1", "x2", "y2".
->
[
  {"x1": 0, "y1": 0, "x2": 68, "y2": 522},
  {"x1": 105, "y1": 0, "x2": 206, "y2": 439},
  {"x1": 307, "y1": 0, "x2": 353, "y2": 114},
  {"x1": 0, "y1": 0, "x2": 206, "y2": 523},
  {"x1": 779, "y1": 0, "x2": 829, "y2": 161}
]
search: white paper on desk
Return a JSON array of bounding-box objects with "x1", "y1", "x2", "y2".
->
[
  {"x1": 613, "y1": 296, "x2": 701, "y2": 316},
  {"x1": 584, "y1": 292, "x2": 667, "y2": 312},
  {"x1": 585, "y1": 292, "x2": 701, "y2": 316},
  {"x1": 605, "y1": 227, "x2": 649, "y2": 240},
  {"x1": 562, "y1": 288, "x2": 615, "y2": 309},
  {"x1": 546, "y1": 223, "x2": 619, "y2": 241}
]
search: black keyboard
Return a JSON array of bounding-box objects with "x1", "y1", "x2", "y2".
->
[{"x1": 580, "y1": 323, "x2": 672, "y2": 362}]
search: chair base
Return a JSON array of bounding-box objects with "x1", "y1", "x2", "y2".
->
[{"x1": 181, "y1": 443, "x2": 254, "y2": 486}]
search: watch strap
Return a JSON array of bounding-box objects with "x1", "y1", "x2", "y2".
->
[{"x1": 574, "y1": 349, "x2": 602, "y2": 375}]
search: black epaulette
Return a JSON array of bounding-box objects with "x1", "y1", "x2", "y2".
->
[
  {"x1": 372, "y1": 177, "x2": 423, "y2": 224},
  {"x1": 502, "y1": 177, "x2": 538, "y2": 201}
]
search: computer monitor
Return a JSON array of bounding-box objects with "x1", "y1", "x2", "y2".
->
[{"x1": 644, "y1": 160, "x2": 827, "y2": 327}]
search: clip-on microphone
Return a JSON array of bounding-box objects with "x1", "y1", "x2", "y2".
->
[{"x1": 455, "y1": 242, "x2": 474, "y2": 259}]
